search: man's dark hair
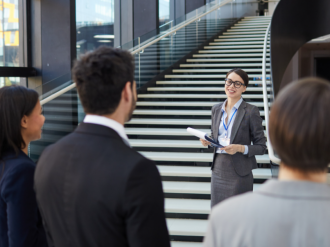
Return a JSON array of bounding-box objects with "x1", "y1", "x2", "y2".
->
[
  {"x1": 0, "y1": 85, "x2": 39, "y2": 157},
  {"x1": 72, "y1": 46, "x2": 135, "y2": 115},
  {"x1": 269, "y1": 77, "x2": 330, "y2": 172},
  {"x1": 226, "y1": 68, "x2": 249, "y2": 87}
]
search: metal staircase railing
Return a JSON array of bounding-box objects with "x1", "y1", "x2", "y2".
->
[{"x1": 262, "y1": 23, "x2": 281, "y2": 165}]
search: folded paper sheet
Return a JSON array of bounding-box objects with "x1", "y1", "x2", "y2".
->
[
  {"x1": 186, "y1": 127, "x2": 224, "y2": 148},
  {"x1": 186, "y1": 127, "x2": 206, "y2": 140}
]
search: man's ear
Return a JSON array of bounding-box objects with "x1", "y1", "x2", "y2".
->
[
  {"x1": 21, "y1": 115, "x2": 28, "y2": 129},
  {"x1": 122, "y1": 81, "x2": 132, "y2": 102}
]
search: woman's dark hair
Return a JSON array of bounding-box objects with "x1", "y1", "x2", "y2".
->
[
  {"x1": 269, "y1": 77, "x2": 330, "y2": 172},
  {"x1": 226, "y1": 68, "x2": 249, "y2": 87},
  {"x1": 72, "y1": 46, "x2": 135, "y2": 115},
  {"x1": 0, "y1": 85, "x2": 39, "y2": 157}
]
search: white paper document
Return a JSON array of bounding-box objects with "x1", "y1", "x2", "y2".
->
[{"x1": 186, "y1": 127, "x2": 224, "y2": 148}]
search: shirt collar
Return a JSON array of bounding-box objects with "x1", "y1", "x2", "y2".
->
[
  {"x1": 83, "y1": 115, "x2": 129, "y2": 142},
  {"x1": 221, "y1": 97, "x2": 243, "y2": 113},
  {"x1": 256, "y1": 179, "x2": 330, "y2": 200}
]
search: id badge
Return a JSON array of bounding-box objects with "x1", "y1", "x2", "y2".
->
[{"x1": 220, "y1": 137, "x2": 230, "y2": 147}]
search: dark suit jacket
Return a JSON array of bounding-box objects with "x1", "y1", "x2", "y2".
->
[
  {"x1": 210, "y1": 100, "x2": 267, "y2": 176},
  {"x1": 0, "y1": 149, "x2": 48, "y2": 247},
  {"x1": 34, "y1": 123, "x2": 170, "y2": 247}
]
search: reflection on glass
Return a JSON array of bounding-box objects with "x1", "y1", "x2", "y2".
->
[
  {"x1": 0, "y1": 0, "x2": 19, "y2": 67},
  {"x1": 159, "y1": 0, "x2": 170, "y2": 27},
  {"x1": 0, "y1": 77, "x2": 19, "y2": 88},
  {"x1": 76, "y1": 0, "x2": 115, "y2": 57}
]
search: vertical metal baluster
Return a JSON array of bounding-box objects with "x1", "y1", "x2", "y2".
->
[
  {"x1": 196, "y1": 9, "x2": 198, "y2": 45},
  {"x1": 171, "y1": 21, "x2": 173, "y2": 63},
  {"x1": 138, "y1": 37, "x2": 140, "y2": 88}
]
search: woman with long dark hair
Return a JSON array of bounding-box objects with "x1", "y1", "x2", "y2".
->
[
  {"x1": 0, "y1": 86, "x2": 47, "y2": 247},
  {"x1": 200, "y1": 68, "x2": 267, "y2": 207}
]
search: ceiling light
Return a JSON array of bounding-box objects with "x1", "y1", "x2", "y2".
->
[
  {"x1": 98, "y1": 40, "x2": 112, "y2": 43},
  {"x1": 94, "y1": 35, "x2": 115, "y2": 39}
]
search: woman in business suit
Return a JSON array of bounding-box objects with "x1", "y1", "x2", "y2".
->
[
  {"x1": 201, "y1": 68, "x2": 267, "y2": 207},
  {"x1": 0, "y1": 86, "x2": 48, "y2": 247}
]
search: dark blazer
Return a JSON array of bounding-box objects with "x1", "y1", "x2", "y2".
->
[
  {"x1": 210, "y1": 100, "x2": 267, "y2": 176},
  {"x1": 34, "y1": 123, "x2": 170, "y2": 247},
  {"x1": 0, "y1": 149, "x2": 48, "y2": 247}
]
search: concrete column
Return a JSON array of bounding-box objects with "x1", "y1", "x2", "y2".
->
[
  {"x1": 30, "y1": 0, "x2": 75, "y2": 93},
  {"x1": 133, "y1": 0, "x2": 158, "y2": 39}
]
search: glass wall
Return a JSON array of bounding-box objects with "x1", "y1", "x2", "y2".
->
[
  {"x1": 159, "y1": 0, "x2": 171, "y2": 27},
  {"x1": 76, "y1": 0, "x2": 115, "y2": 57},
  {"x1": 0, "y1": 0, "x2": 20, "y2": 87}
]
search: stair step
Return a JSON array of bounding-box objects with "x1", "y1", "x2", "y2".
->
[
  {"x1": 193, "y1": 54, "x2": 265, "y2": 57},
  {"x1": 136, "y1": 101, "x2": 265, "y2": 107},
  {"x1": 186, "y1": 58, "x2": 269, "y2": 62},
  {"x1": 198, "y1": 49, "x2": 266, "y2": 53},
  {"x1": 138, "y1": 94, "x2": 268, "y2": 98},
  {"x1": 140, "y1": 151, "x2": 270, "y2": 163},
  {"x1": 172, "y1": 69, "x2": 269, "y2": 73},
  {"x1": 208, "y1": 41, "x2": 266, "y2": 45},
  {"x1": 165, "y1": 198, "x2": 210, "y2": 214},
  {"x1": 165, "y1": 74, "x2": 267, "y2": 78},
  {"x1": 223, "y1": 31, "x2": 267, "y2": 35},
  {"x1": 218, "y1": 35, "x2": 265, "y2": 38},
  {"x1": 204, "y1": 45, "x2": 266, "y2": 49},
  {"x1": 163, "y1": 181, "x2": 262, "y2": 194},
  {"x1": 167, "y1": 218, "x2": 208, "y2": 237},
  {"x1": 232, "y1": 25, "x2": 268, "y2": 29},
  {"x1": 133, "y1": 109, "x2": 265, "y2": 116},
  {"x1": 180, "y1": 63, "x2": 269, "y2": 67},
  {"x1": 158, "y1": 166, "x2": 271, "y2": 179},
  {"x1": 227, "y1": 28, "x2": 267, "y2": 32},
  {"x1": 130, "y1": 139, "x2": 206, "y2": 148},
  {"x1": 234, "y1": 24, "x2": 269, "y2": 27},
  {"x1": 214, "y1": 37, "x2": 268, "y2": 41},
  {"x1": 126, "y1": 128, "x2": 210, "y2": 136},
  {"x1": 156, "y1": 81, "x2": 268, "y2": 85},
  {"x1": 147, "y1": 87, "x2": 270, "y2": 92},
  {"x1": 238, "y1": 20, "x2": 271, "y2": 23},
  {"x1": 127, "y1": 118, "x2": 265, "y2": 126},
  {"x1": 171, "y1": 242, "x2": 202, "y2": 247}
]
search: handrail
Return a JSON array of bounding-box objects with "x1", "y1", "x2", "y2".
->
[
  {"x1": 262, "y1": 23, "x2": 281, "y2": 165},
  {"x1": 40, "y1": 83, "x2": 76, "y2": 106},
  {"x1": 40, "y1": 0, "x2": 234, "y2": 106}
]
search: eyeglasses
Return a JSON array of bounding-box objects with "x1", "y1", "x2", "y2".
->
[{"x1": 224, "y1": 78, "x2": 245, "y2": 88}]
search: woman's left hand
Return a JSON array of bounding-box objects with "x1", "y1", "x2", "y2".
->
[{"x1": 220, "y1": 144, "x2": 243, "y2": 155}]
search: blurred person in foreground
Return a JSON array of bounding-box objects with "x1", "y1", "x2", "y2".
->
[
  {"x1": 0, "y1": 86, "x2": 47, "y2": 247},
  {"x1": 34, "y1": 46, "x2": 170, "y2": 247},
  {"x1": 203, "y1": 77, "x2": 330, "y2": 247}
]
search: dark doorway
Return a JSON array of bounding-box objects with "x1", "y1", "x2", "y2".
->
[{"x1": 315, "y1": 57, "x2": 330, "y2": 81}]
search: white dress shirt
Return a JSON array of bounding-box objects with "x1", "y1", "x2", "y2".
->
[
  {"x1": 216, "y1": 98, "x2": 248, "y2": 154},
  {"x1": 83, "y1": 115, "x2": 130, "y2": 145}
]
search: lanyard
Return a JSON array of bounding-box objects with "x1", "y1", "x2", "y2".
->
[{"x1": 223, "y1": 108, "x2": 237, "y2": 137}]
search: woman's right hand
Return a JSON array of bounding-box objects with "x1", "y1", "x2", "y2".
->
[{"x1": 200, "y1": 139, "x2": 211, "y2": 147}]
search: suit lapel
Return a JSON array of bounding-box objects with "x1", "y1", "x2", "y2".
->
[
  {"x1": 213, "y1": 104, "x2": 223, "y2": 139},
  {"x1": 230, "y1": 101, "x2": 246, "y2": 143}
]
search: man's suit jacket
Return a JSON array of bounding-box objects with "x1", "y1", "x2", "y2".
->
[
  {"x1": 210, "y1": 100, "x2": 267, "y2": 176},
  {"x1": 34, "y1": 123, "x2": 170, "y2": 247},
  {"x1": 203, "y1": 180, "x2": 330, "y2": 247}
]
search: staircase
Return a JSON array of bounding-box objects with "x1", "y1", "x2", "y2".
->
[
  {"x1": 31, "y1": 15, "x2": 273, "y2": 247},
  {"x1": 127, "y1": 16, "x2": 272, "y2": 246}
]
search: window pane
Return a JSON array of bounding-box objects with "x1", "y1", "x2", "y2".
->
[
  {"x1": 159, "y1": 0, "x2": 170, "y2": 27},
  {"x1": 76, "y1": 0, "x2": 115, "y2": 57},
  {"x1": 0, "y1": 77, "x2": 19, "y2": 87},
  {"x1": 0, "y1": 0, "x2": 19, "y2": 67}
]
